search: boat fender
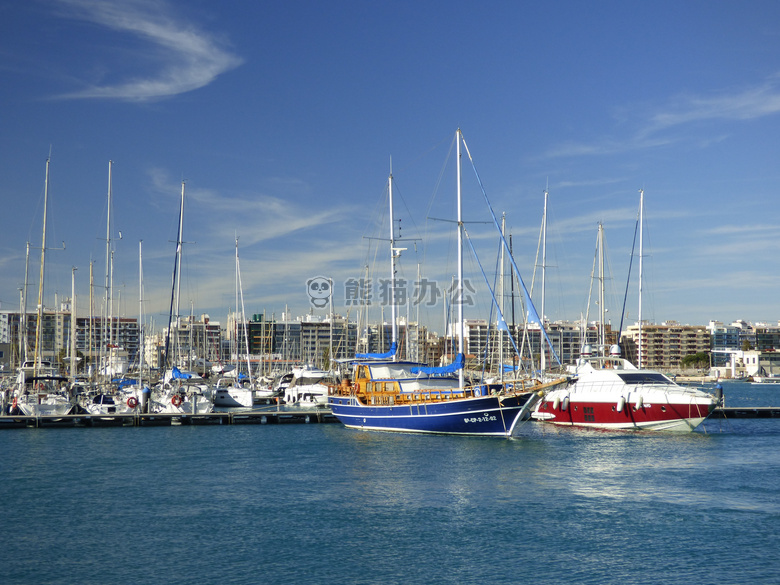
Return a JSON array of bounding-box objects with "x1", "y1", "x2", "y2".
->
[
  {"x1": 553, "y1": 396, "x2": 561, "y2": 410},
  {"x1": 635, "y1": 395, "x2": 643, "y2": 409},
  {"x1": 172, "y1": 395, "x2": 183, "y2": 407},
  {"x1": 127, "y1": 396, "x2": 139, "y2": 408},
  {"x1": 561, "y1": 396, "x2": 569, "y2": 411},
  {"x1": 617, "y1": 396, "x2": 625, "y2": 412}
]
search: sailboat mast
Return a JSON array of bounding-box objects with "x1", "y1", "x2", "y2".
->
[
  {"x1": 235, "y1": 237, "x2": 253, "y2": 385},
  {"x1": 174, "y1": 181, "x2": 185, "y2": 362},
  {"x1": 638, "y1": 189, "x2": 644, "y2": 368},
  {"x1": 70, "y1": 267, "x2": 77, "y2": 382},
  {"x1": 163, "y1": 182, "x2": 185, "y2": 368},
  {"x1": 541, "y1": 188, "x2": 548, "y2": 372},
  {"x1": 598, "y1": 223, "x2": 606, "y2": 352},
  {"x1": 499, "y1": 213, "x2": 505, "y2": 382},
  {"x1": 456, "y1": 129, "x2": 464, "y2": 389},
  {"x1": 388, "y1": 171, "x2": 397, "y2": 354},
  {"x1": 22, "y1": 242, "x2": 30, "y2": 363},
  {"x1": 139, "y1": 241, "x2": 144, "y2": 389},
  {"x1": 33, "y1": 158, "x2": 50, "y2": 376},
  {"x1": 89, "y1": 262, "x2": 94, "y2": 379},
  {"x1": 105, "y1": 160, "x2": 112, "y2": 351}
]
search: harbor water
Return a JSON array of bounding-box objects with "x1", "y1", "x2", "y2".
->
[{"x1": 1, "y1": 381, "x2": 778, "y2": 585}]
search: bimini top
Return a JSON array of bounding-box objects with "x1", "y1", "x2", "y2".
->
[
  {"x1": 355, "y1": 342, "x2": 397, "y2": 360},
  {"x1": 410, "y1": 353, "x2": 464, "y2": 375}
]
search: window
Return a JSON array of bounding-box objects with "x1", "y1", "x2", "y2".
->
[{"x1": 617, "y1": 372, "x2": 669, "y2": 384}]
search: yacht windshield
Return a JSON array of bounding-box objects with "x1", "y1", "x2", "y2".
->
[{"x1": 617, "y1": 372, "x2": 670, "y2": 384}]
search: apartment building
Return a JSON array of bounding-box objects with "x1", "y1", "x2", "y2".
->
[{"x1": 622, "y1": 321, "x2": 709, "y2": 370}]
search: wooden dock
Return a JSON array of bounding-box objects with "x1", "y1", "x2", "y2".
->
[
  {"x1": 0, "y1": 407, "x2": 338, "y2": 429},
  {"x1": 713, "y1": 406, "x2": 780, "y2": 419},
  {"x1": 1, "y1": 406, "x2": 777, "y2": 429}
]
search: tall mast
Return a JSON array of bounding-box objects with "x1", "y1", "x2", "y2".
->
[
  {"x1": 89, "y1": 262, "x2": 94, "y2": 379},
  {"x1": 138, "y1": 241, "x2": 144, "y2": 389},
  {"x1": 70, "y1": 267, "x2": 77, "y2": 382},
  {"x1": 235, "y1": 237, "x2": 253, "y2": 385},
  {"x1": 33, "y1": 158, "x2": 50, "y2": 376},
  {"x1": 541, "y1": 188, "x2": 548, "y2": 372},
  {"x1": 22, "y1": 242, "x2": 30, "y2": 363},
  {"x1": 598, "y1": 223, "x2": 605, "y2": 352},
  {"x1": 174, "y1": 181, "x2": 185, "y2": 362},
  {"x1": 388, "y1": 170, "x2": 397, "y2": 353},
  {"x1": 456, "y1": 129, "x2": 464, "y2": 389},
  {"x1": 105, "y1": 160, "x2": 112, "y2": 352},
  {"x1": 638, "y1": 189, "x2": 644, "y2": 368},
  {"x1": 163, "y1": 181, "x2": 185, "y2": 368},
  {"x1": 329, "y1": 278, "x2": 334, "y2": 368},
  {"x1": 499, "y1": 213, "x2": 505, "y2": 382}
]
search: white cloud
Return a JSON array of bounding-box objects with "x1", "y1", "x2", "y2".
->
[
  {"x1": 541, "y1": 75, "x2": 780, "y2": 161},
  {"x1": 648, "y1": 78, "x2": 780, "y2": 131},
  {"x1": 54, "y1": 0, "x2": 243, "y2": 101}
]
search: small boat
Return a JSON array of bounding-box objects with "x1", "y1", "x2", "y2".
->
[
  {"x1": 13, "y1": 375, "x2": 74, "y2": 417},
  {"x1": 213, "y1": 377, "x2": 254, "y2": 408},
  {"x1": 752, "y1": 375, "x2": 780, "y2": 384},
  {"x1": 284, "y1": 365, "x2": 334, "y2": 408},
  {"x1": 83, "y1": 393, "x2": 135, "y2": 415},
  {"x1": 532, "y1": 345, "x2": 718, "y2": 431},
  {"x1": 155, "y1": 382, "x2": 214, "y2": 414},
  {"x1": 13, "y1": 361, "x2": 74, "y2": 417}
]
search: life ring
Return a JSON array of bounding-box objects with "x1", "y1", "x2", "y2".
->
[
  {"x1": 127, "y1": 396, "x2": 139, "y2": 408},
  {"x1": 171, "y1": 395, "x2": 183, "y2": 407}
]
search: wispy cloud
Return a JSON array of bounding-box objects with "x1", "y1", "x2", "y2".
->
[
  {"x1": 146, "y1": 169, "x2": 351, "y2": 249},
  {"x1": 53, "y1": 0, "x2": 243, "y2": 101},
  {"x1": 542, "y1": 75, "x2": 780, "y2": 160},
  {"x1": 648, "y1": 77, "x2": 780, "y2": 131}
]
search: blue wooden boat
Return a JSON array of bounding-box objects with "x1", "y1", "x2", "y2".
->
[{"x1": 328, "y1": 130, "x2": 566, "y2": 437}]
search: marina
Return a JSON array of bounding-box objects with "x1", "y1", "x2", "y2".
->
[
  {"x1": 2, "y1": 381, "x2": 778, "y2": 585},
  {"x1": 0, "y1": 404, "x2": 777, "y2": 430}
]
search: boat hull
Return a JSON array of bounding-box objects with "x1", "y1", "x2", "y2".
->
[
  {"x1": 329, "y1": 392, "x2": 539, "y2": 437},
  {"x1": 213, "y1": 388, "x2": 253, "y2": 408},
  {"x1": 533, "y1": 391, "x2": 716, "y2": 431}
]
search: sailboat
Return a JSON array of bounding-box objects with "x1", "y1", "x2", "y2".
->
[
  {"x1": 328, "y1": 130, "x2": 565, "y2": 437},
  {"x1": 532, "y1": 191, "x2": 718, "y2": 431},
  {"x1": 13, "y1": 158, "x2": 74, "y2": 417},
  {"x1": 213, "y1": 237, "x2": 255, "y2": 409}
]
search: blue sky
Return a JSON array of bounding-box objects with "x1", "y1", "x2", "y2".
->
[{"x1": 2, "y1": 0, "x2": 780, "y2": 334}]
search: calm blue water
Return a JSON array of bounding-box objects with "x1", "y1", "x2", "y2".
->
[{"x1": 1, "y1": 381, "x2": 778, "y2": 585}]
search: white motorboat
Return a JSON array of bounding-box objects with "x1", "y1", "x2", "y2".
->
[
  {"x1": 532, "y1": 345, "x2": 718, "y2": 431},
  {"x1": 284, "y1": 365, "x2": 335, "y2": 408}
]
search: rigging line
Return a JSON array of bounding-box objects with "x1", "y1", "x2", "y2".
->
[
  {"x1": 421, "y1": 134, "x2": 457, "y2": 271},
  {"x1": 584, "y1": 226, "x2": 599, "y2": 330},
  {"x1": 618, "y1": 209, "x2": 640, "y2": 347},
  {"x1": 460, "y1": 134, "x2": 561, "y2": 367},
  {"x1": 389, "y1": 176, "x2": 425, "y2": 246},
  {"x1": 463, "y1": 226, "x2": 527, "y2": 372}
]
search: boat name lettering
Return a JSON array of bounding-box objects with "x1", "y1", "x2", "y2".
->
[{"x1": 464, "y1": 413, "x2": 496, "y2": 424}]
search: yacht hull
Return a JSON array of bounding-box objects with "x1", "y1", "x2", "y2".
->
[{"x1": 533, "y1": 386, "x2": 716, "y2": 431}]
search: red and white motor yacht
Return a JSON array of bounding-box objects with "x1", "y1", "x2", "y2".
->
[{"x1": 532, "y1": 345, "x2": 719, "y2": 432}]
